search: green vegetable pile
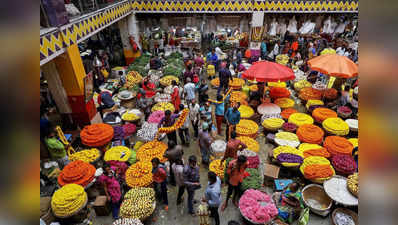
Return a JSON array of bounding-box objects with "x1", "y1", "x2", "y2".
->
[
  {"x1": 240, "y1": 168, "x2": 262, "y2": 191},
  {"x1": 163, "y1": 52, "x2": 185, "y2": 78},
  {"x1": 127, "y1": 54, "x2": 151, "y2": 76},
  {"x1": 128, "y1": 149, "x2": 136, "y2": 165}
]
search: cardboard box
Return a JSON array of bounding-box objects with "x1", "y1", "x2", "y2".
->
[
  {"x1": 93, "y1": 196, "x2": 110, "y2": 216},
  {"x1": 264, "y1": 163, "x2": 280, "y2": 179}
]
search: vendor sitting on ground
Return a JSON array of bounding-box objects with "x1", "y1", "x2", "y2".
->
[
  {"x1": 96, "y1": 89, "x2": 115, "y2": 118},
  {"x1": 150, "y1": 55, "x2": 162, "y2": 70},
  {"x1": 275, "y1": 182, "x2": 304, "y2": 224},
  {"x1": 44, "y1": 126, "x2": 70, "y2": 169}
]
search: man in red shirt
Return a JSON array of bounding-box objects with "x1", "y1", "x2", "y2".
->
[
  {"x1": 221, "y1": 131, "x2": 247, "y2": 164},
  {"x1": 152, "y1": 158, "x2": 168, "y2": 211},
  {"x1": 221, "y1": 155, "x2": 248, "y2": 211}
]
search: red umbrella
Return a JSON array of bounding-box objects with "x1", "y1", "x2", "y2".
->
[{"x1": 242, "y1": 60, "x2": 295, "y2": 82}]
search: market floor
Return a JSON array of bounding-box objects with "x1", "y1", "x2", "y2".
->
[{"x1": 92, "y1": 83, "x2": 332, "y2": 225}]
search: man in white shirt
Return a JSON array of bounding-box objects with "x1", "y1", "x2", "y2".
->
[
  {"x1": 189, "y1": 99, "x2": 200, "y2": 139},
  {"x1": 183, "y1": 78, "x2": 196, "y2": 102}
]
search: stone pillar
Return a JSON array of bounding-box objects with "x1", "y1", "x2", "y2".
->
[
  {"x1": 54, "y1": 44, "x2": 97, "y2": 127},
  {"x1": 118, "y1": 13, "x2": 142, "y2": 65}
]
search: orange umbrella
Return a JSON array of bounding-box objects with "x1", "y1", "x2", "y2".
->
[{"x1": 308, "y1": 54, "x2": 358, "y2": 78}]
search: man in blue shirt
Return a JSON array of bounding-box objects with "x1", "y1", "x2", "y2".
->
[
  {"x1": 210, "y1": 49, "x2": 219, "y2": 71},
  {"x1": 203, "y1": 171, "x2": 222, "y2": 225},
  {"x1": 217, "y1": 62, "x2": 233, "y2": 96},
  {"x1": 211, "y1": 95, "x2": 225, "y2": 135},
  {"x1": 225, "y1": 102, "x2": 241, "y2": 141}
]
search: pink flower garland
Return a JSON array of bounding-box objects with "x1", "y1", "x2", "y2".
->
[
  {"x1": 123, "y1": 123, "x2": 137, "y2": 138},
  {"x1": 148, "y1": 110, "x2": 165, "y2": 124},
  {"x1": 247, "y1": 155, "x2": 260, "y2": 169},
  {"x1": 239, "y1": 189, "x2": 278, "y2": 224}
]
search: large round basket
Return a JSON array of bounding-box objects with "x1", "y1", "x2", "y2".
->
[
  {"x1": 323, "y1": 175, "x2": 358, "y2": 207},
  {"x1": 302, "y1": 184, "x2": 333, "y2": 216},
  {"x1": 53, "y1": 197, "x2": 88, "y2": 219},
  {"x1": 331, "y1": 208, "x2": 358, "y2": 225}
]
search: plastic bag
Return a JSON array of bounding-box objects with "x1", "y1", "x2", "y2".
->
[{"x1": 298, "y1": 208, "x2": 310, "y2": 225}]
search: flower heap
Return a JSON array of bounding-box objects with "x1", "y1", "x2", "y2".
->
[
  {"x1": 136, "y1": 141, "x2": 168, "y2": 163},
  {"x1": 298, "y1": 87, "x2": 322, "y2": 101},
  {"x1": 147, "y1": 110, "x2": 165, "y2": 124},
  {"x1": 288, "y1": 113, "x2": 314, "y2": 127},
  {"x1": 294, "y1": 80, "x2": 312, "y2": 92},
  {"x1": 262, "y1": 117, "x2": 285, "y2": 131},
  {"x1": 51, "y1": 184, "x2": 87, "y2": 218},
  {"x1": 122, "y1": 112, "x2": 140, "y2": 121},
  {"x1": 230, "y1": 91, "x2": 248, "y2": 104},
  {"x1": 80, "y1": 123, "x2": 114, "y2": 147},
  {"x1": 282, "y1": 122, "x2": 298, "y2": 133},
  {"x1": 347, "y1": 173, "x2": 359, "y2": 197},
  {"x1": 229, "y1": 78, "x2": 245, "y2": 89},
  {"x1": 236, "y1": 119, "x2": 259, "y2": 137},
  {"x1": 249, "y1": 84, "x2": 258, "y2": 92},
  {"x1": 274, "y1": 98, "x2": 295, "y2": 109},
  {"x1": 113, "y1": 126, "x2": 125, "y2": 140},
  {"x1": 324, "y1": 136, "x2": 354, "y2": 156},
  {"x1": 323, "y1": 88, "x2": 338, "y2": 100},
  {"x1": 158, "y1": 108, "x2": 189, "y2": 133},
  {"x1": 298, "y1": 143, "x2": 331, "y2": 158},
  {"x1": 104, "y1": 146, "x2": 131, "y2": 162},
  {"x1": 296, "y1": 124, "x2": 324, "y2": 144},
  {"x1": 274, "y1": 132, "x2": 300, "y2": 148},
  {"x1": 120, "y1": 187, "x2": 156, "y2": 220},
  {"x1": 276, "y1": 54, "x2": 289, "y2": 65},
  {"x1": 322, "y1": 117, "x2": 349, "y2": 136},
  {"x1": 273, "y1": 146, "x2": 304, "y2": 167},
  {"x1": 281, "y1": 108, "x2": 298, "y2": 120},
  {"x1": 312, "y1": 107, "x2": 338, "y2": 123},
  {"x1": 269, "y1": 87, "x2": 291, "y2": 99},
  {"x1": 209, "y1": 159, "x2": 226, "y2": 179},
  {"x1": 238, "y1": 105, "x2": 254, "y2": 118},
  {"x1": 124, "y1": 71, "x2": 143, "y2": 88},
  {"x1": 58, "y1": 160, "x2": 96, "y2": 187},
  {"x1": 123, "y1": 123, "x2": 137, "y2": 138},
  {"x1": 337, "y1": 106, "x2": 352, "y2": 118},
  {"x1": 159, "y1": 75, "x2": 179, "y2": 86},
  {"x1": 125, "y1": 161, "x2": 153, "y2": 187},
  {"x1": 151, "y1": 102, "x2": 175, "y2": 112},
  {"x1": 348, "y1": 138, "x2": 358, "y2": 148},
  {"x1": 69, "y1": 148, "x2": 100, "y2": 163},
  {"x1": 331, "y1": 154, "x2": 357, "y2": 175},
  {"x1": 236, "y1": 136, "x2": 259, "y2": 152},
  {"x1": 268, "y1": 82, "x2": 286, "y2": 88},
  {"x1": 238, "y1": 150, "x2": 260, "y2": 169},
  {"x1": 239, "y1": 189, "x2": 278, "y2": 224},
  {"x1": 300, "y1": 156, "x2": 335, "y2": 183},
  {"x1": 305, "y1": 99, "x2": 324, "y2": 109}
]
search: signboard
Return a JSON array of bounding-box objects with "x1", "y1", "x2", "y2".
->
[{"x1": 84, "y1": 72, "x2": 94, "y2": 103}]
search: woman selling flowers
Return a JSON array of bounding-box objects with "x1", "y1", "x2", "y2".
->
[
  {"x1": 275, "y1": 182, "x2": 305, "y2": 224},
  {"x1": 97, "y1": 164, "x2": 122, "y2": 220}
]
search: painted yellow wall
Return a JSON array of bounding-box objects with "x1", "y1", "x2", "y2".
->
[{"x1": 54, "y1": 44, "x2": 86, "y2": 96}]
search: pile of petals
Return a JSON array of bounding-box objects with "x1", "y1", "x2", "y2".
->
[
  {"x1": 236, "y1": 119, "x2": 259, "y2": 137},
  {"x1": 69, "y1": 148, "x2": 100, "y2": 163},
  {"x1": 337, "y1": 106, "x2": 352, "y2": 118},
  {"x1": 236, "y1": 136, "x2": 260, "y2": 152},
  {"x1": 151, "y1": 102, "x2": 175, "y2": 112},
  {"x1": 246, "y1": 155, "x2": 260, "y2": 169},
  {"x1": 113, "y1": 126, "x2": 125, "y2": 140},
  {"x1": 324, "y1": 136, "x2": 354, "y2": 156},
  {"x1": 81, "y1": 123, "x2": 114, "y2": 147},
  {"x1": 58, "y1": 160, "x2": 96, "y2": 187},
  {"x1": 274, "y1": 132, "x2": 300, "y2": 148},
  {"x1": 281, "y1": 108, "x2": 298, "y2": 120},
  {"x1": 209, "y1": 159, "x2": 226, "y2": 179},
  {"x1": 299, "y1": 87, "x2": 322, "y2": 101},
  {"x1": 123, "y1": 123, "x2": 137, "y2": 138},
  {"x1": 294, "y1": 80, "x2": 312, "y2": 92},
  {"x1": 331, "y1": 154, "x2": 357, "y2": 175},
  {"x1": 230, "y1": 91, "x2": 248, "y2": 104},
  {"x1": 299, "y1": 143, "x2": 331, "y2": 158},
  {"x1": 262, "y1": 117, "x2": 285, "y2": 131},
  {"x1": 229, "y1": 78, "x2": 245, "y2": 89},
  {"x1": 300, "y1": 156, "x2": 335, "y2": 182},
  {"x1": 239, "y1": 105, "x2": 255, "y2": 118},
  {"x1": 159, "y1": 75, "x2": 179, "y2": 86},
  {"x1": 282, "y1": 122, "x2": 298, "y2": 132},
  {"x1": 104, "y1": 146, "x2": 131, "y2": 162},
  {"x1": 121, "y1": 112, "x2": 140, "y2": 121},
  {"x1": 296, "y1": 124, "x2": 324, "y2": 144},
  {"x1": 312, "y1": 107, "x2": 338, "y2": 123},
  {"x1": 269, "y1": 87, "x2": 291, "y2": 99},
  {"x1": 348, "y1": 138, "x2": 358, "y2": 148},
  {"x1": 322, "y1": 117, "x2": 349, "y2": 136},
  {"x1": 288, "y1": 113, "x2": 314, "y2": 127},
  {"x1": 147, "y1": 110, "x2": 165, "y2": 124},
  {"x1": 125, "y1": 161, "x2": 153, "y2": 187},
  {"x1": 137, "y1": 122, "x2": 158, "y2": 141},
  {"x1": 273, "y1": 146, "x2": 304, "y2": 167},
  {"x1": 268, "y1": 81, "x2": 287, "y2": 88},
  {"x1": 274, "y1": 98, "x2": 295, "y2": 109},
  {"x1": 323, "y1": 88, "x2": 338, "y2": 100},
  {"x1": 239, "y1": 189, "x2": 278, "y2": 224},
  {"x1": 305, "y1": 99, "x2": 324, "y2": 109},
  {"x1": 51, "y1": 184, "x2": 88, "y2": 217},
  {"x1": 241, "y1": 168, "x2": 262, "y2": 191},
  {"x1": 107, "y1": 160, "x2": 128, "y2": 179},
  {"x1": 136, "y1": 141, "x2": 168, "y2": 163}
]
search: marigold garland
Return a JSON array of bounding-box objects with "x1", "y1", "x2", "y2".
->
[
  {"x1": 80, "y1": 123, "x2": 114, "y2": 147},
  {"x1": 299, "y1": 87, "x2": 322, "y2": 101},
  {"x1": 274, "y1": 132, "x2": 300, "y2": 148},
  {"x1": 322, "y1": 117, "x2": 349, "y2": 136},
  {"x1": 125, "y1": 161, "x2": 153, "y2": 187},
  {"x1": 269, "y1": 87, "x2": 291, "y2": 99},
  {"x1": 348, "y1": 138, "x2": 358, "y2": 148},
  {"x1": 323, "y1": 136, "x2": 354, "y2": 156},
  {"x1": 236, "y1": 119, "x2": 259, "y2": 137},
  {"x1": 312, "y1": 108, "x2": 338, "y2": 123},
  {"x1": 230, "y1": 91, "x2": 248, "y2": 104},
  {"x1": 249, "y1": 84, "x2": 258, "y2": 92},
  {"x1": 51, "y1": 184, "x2": 87, "y2": 217},
  {"x1": 294, "y1": 80, "x2": 312, "y2": 92},
  {"x1": 236, "y1": 136, "x2": 260, "y2": 152},
  {"x1": 281, "y1": 108, "x2": 298, "y2": 120},
  {"x1": 306, "y1": 99, "x2": 324, "y2": 109},
  {"x1": 58, "y1": 160, "x2": 96, "y2": 187},
  {"x1": 151, "y1": 102, "x2": 175, "y2": 112},
  {"x1": 274, "y1": 98, "x2": 295, "y2": 109},
  {"x1": 288, "y1": 113, "x2": 314, "y2": 127},
  {"x1": 158, "y1": 108, "x2": 189, "y2": 133},
  {"x1": 303, "y1": 164, "x2": 334, "y2": 179},
  {"x1": 299, "y1": 156, "x2": 335, "y2": 182},
  {"x1": 104, "y1": 146, "x2": 131, "y2": 162},
  {"x1": 268, "y1": 82, "x2": 287, "y2": 88},
  {"x1": 69, "y1": 148, "x2": 100, "y2": 163},
  {"x1": 273, "y1": 145, "x2": 304, "y2": 167},
  {"x1": 122, "y1": 112, "x2": 140, "y2": 121},
  {"x1": 210, "y1": 78, "x2": 244, "y2": 89},
  {"x1": 209, "y1": 159, "x2": 226, "y2": 179},
  {"x1": 238, "y1": 105, "x2": 254, "y2": 118},
  {"x1": 124, "y1": 71, "x2": 143, "y2": 88},
  {"x1": 136, "y1": 141, "x2": 168, "y2": 163},
  {"x1": 262, "y1": 117, "x2": 285, "y2": 131},
  {"x1": 296, "y1": 124, "x2": 324, "y2": 144},
  {"x1": 299, "y1": 143, "x2": 331, "y2": 158}
]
